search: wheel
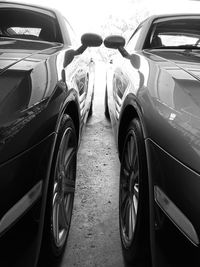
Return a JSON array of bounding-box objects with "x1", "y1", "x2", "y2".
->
[
  {"x1": 40, "y1": 115, "x2": 77, "y2": 264},
  {"x1": 119, "y1": 118, "x2": 150, "y2": 265},
  {"x1": 104, "y1": 87, "x2": 110, "y2": 120}
]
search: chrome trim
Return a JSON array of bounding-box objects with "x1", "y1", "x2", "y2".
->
[
  {"x1": 154, "y1": 185, "x2": 199, "y2": 246},
  {"x1": 0, "y1": 181, "x2": 43, "y2": 234}
]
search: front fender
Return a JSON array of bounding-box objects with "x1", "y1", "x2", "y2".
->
[{"x1": 119, "y1": 93, "x2": 148, "y2": 139}]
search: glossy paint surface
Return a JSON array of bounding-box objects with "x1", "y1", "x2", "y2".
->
[
  {"x1": 106, "y1": 14, "x2": 200, "y2": 267},
  {"x1": 0, "y1": 3, "x2": 96, "y2": 267}
]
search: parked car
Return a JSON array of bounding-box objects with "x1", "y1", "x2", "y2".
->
[
  {"x1": 0, "y1": 2, "x2": 102, "y2": 266},
  {"x1": 104, "y1": 14, "x2": 200, "y2": 267}
]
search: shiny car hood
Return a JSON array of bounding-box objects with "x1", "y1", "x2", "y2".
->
[
  {"x1": 0, "y1": 37, "x2": 60, "y2": 73},
  {"x1": 0, "y1": 38, "x2": 62, "y2": 117},
  {"x1": 150, "y1": 49, "x2": 200, "y2": 81}
]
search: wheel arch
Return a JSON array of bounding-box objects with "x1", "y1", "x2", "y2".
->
[
  {"x1": 54, "y1": 88, "x2": 81, "y2": 145},
  {"x1": 118, "y1": 95, "x2": 147, "y2": 161},
  {"x1": 63, "y1": 100, "x2": 80, "y2": 144},
  {"x1": 118, "y1": 105, "x2": 139, "y2": 160}
]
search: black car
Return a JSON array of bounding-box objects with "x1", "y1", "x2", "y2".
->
[
  {"x1": 0, "y1": 2, "x2": 102, "y2": 266},
  {"x1": 104, "y1": 14, "x2": 200, "y2": 267}
]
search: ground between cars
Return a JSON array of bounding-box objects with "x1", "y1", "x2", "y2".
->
[{"x1": 60, "y1": 62, "x2": 125, "y2": 267}]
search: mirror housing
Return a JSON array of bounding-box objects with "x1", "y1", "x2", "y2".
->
[
  {"x1": 81, "y1": 33, "x2": 103, "y2": 47},
  {"x1": 104, "y1": 35, "x2": 129, "y2": 58},
  {"x1": 104, "y1": 35, "x2": 125, "y2": 49},
  {"x1": 75, "y1": 33, "x2": 103, "y2": 56}
]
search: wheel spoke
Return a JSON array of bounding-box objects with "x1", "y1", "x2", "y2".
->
[
  {"x1": 52, "y1": 193, "x2": 60, "y2": 245},
  {"x1": 127, "y1": 137, "x2": 133, "y2": 168},
  {"x1": 60, "y1": 130, "x2": 71, "y2": 164},
  {"x1": 121, "y1": 173, "x2": 129, "y2": 195},
  {"x1": 128, "y1": 199, "x2": 135, "y2": 239},
  {"x1": 63, "y1": 149, "x2": 76, "y2": 194},
  {"x1": 121, "y1": 189, "x2": 129, "y2": 210},
  {"x1": 122, "y1": 166, "x2": 129, "y2": 178},
  {"x1": 132, "y1": 169, "x2": 139, "y2": 184},
  {"x1": 133, "y1": 194, "x2": 138, "y2": 214},
  {"x1": 58, "y1": 152, "x2": 65, "y2": 174},
  {"x1": 63, "y1": 148, "x2": 75, "y2": 172},
  {"x1": 58, "y1": 129, "x2": 74, "y2": 173},
  {"x1": 53, "y1": 180, "x2": 59, "y2": 195},
  {"x1": 134, "y1": 183, "x2": 139, "y2": 200},
  {"x1": 125, "y1": 198, "x2": 131, "y2": 236},
  {"x1": 59, "y1": 199, "x2": 69, "y2": 229},
  {"x1": 64, "y1": 178, "x2": 75, "y2": 194},
  {"x1": 122, "y1": 194, "x2": 130, "y2": 223},
  {"x1": 124, "y1": 143, "x2": 132, "y2": 171},
  {"x1": 65, "y1": 195, "x2": 72, "y2": 225},
  {"x1": 132, "y1": 149, "x2": 138, "y2": 170}
]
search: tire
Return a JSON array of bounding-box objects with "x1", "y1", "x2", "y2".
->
[
  {"x1": 119, "y1": 118, "x2": 150, "y2": 265},
  {"x1": 40, "y1": 115, "x2": 77, "y2": 265},
  {"x1": 104, "y1": 87, "x2": 110, "y2": 120}
]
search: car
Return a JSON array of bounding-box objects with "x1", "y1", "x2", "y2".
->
[
  {"x1": 0, "y1": 1, "x2": 102, "y2": 267},
  {"x1": 104, "y1": 13, "x2": 200, "y2": 267}
]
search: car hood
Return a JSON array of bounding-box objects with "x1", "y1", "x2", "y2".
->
[
  {"x1": 0, "y1": 38, "x2": 62, "y2": 111},
  {"x1": 149, "y1": 49, "x2": 200, "y2": 81},
  {"x1": 0, "y1": 38, "x2": 61, "y2": 72}
]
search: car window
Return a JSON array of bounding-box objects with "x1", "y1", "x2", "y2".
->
[
  {"x1": 148, "y1": 17, "x2": 200, "y2": 48},
  {"x1": 0, "y1": 8, "x2": 61, "y2": 42},
  {"x1": 7, "y1": 27, "x2": 41, "y2": 37},
  {"x1": 63, "y1": 18, "x2": 78, "y2": 46},
  {"x1": 126, "y1": 26, "x2": 143, "y2": 54}
]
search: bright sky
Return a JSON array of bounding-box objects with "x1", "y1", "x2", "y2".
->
[{"x1": 5, "y1": 0, "x2": 200, "y2": 36}]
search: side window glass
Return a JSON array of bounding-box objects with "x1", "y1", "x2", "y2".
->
[{"x1": 126, "y1": 27, "x2": 142, "y2": 54}]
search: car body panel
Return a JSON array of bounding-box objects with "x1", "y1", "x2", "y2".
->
[
  {"x1": 105, "y1": 14, "x2": 200, "y2": 266},
  {"x1": 0, "y1": 2, "x2": 97, "y2": 266}
]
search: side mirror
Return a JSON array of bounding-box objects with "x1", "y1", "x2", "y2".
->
[
  {"x1": 81, "y1": 33, "x2": 103, "y2": 47},
  {"x1": 63, "y1": 33, "x2": 102, "y2": 68},
  {"x1": 75, "y1": 33, "x2": 103, "y2": 56},
  {"x1": 104, "y1": 35, "x2": 129, "y2": 58},
  {"x1": 104, "y1": 35, "x2": 125, "y2": 49}
]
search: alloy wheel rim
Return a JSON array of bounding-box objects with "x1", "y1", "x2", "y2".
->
[
  {"x1": 120, "y1": 131, "x2": 139, "y2": 247},
  {"x1": 52, "y1": 127, "x2": 76, "y2": 248}
]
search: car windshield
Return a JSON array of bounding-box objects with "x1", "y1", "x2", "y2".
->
[
  {"x1": 149, "y1": 16, "x2": 200, "y2": 49},
  {"x1": 0, "y1": 7, "x2": 61, "y2": 43}
]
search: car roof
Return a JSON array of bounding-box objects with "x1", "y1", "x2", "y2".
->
[
  {"x1": 0, "y1": 1, "x2": 59, "y2": 16},
  {"x1": 148, "y1": 13, "x2": 200, "y2": 21}
]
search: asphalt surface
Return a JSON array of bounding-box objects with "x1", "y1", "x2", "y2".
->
[{"x1": 60, "y1": 62, "x2": 125, "y2": 267}]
